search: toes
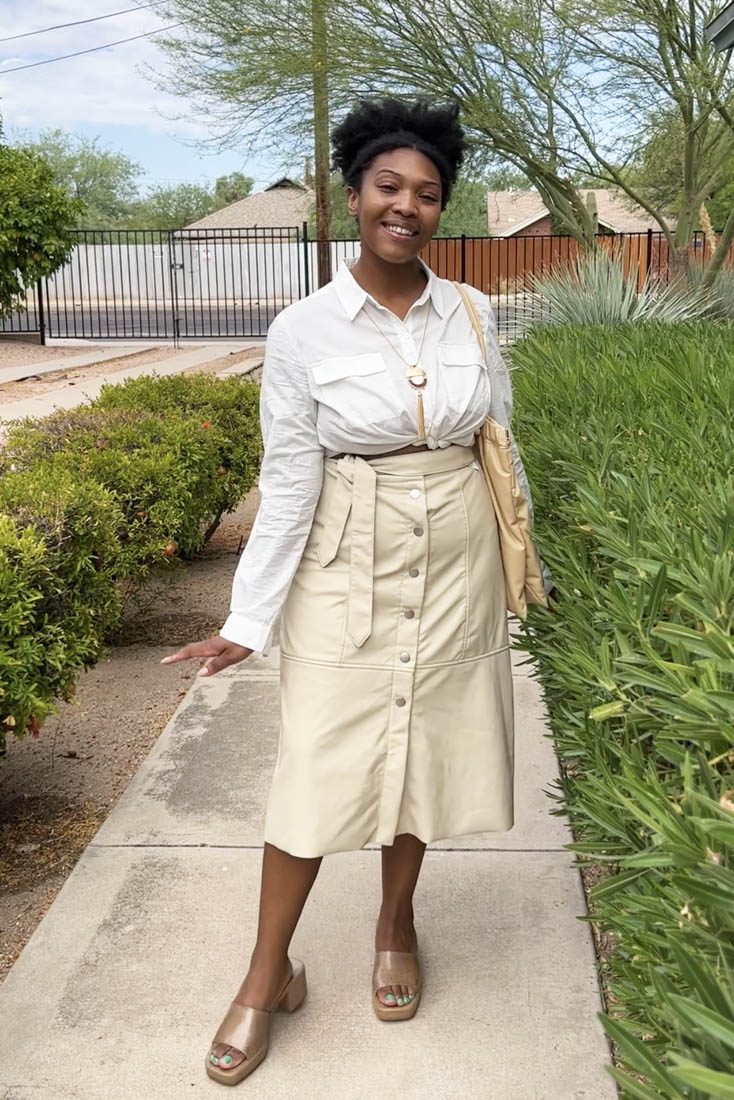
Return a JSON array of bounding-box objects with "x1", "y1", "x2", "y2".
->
[
  {"x1": 209, "y1": 1043, "x2": 246, "y2": 1070},
  {"x1": 377, "y1": 985, "x2": 397, "y2": 1007}
]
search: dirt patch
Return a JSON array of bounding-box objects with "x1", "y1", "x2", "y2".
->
[
  {"x1": 0, "y1": 488, "x2": 260, "y2": 981},
  {"x1": 0, "y1": 341, "x2": 119, "y2": 370},
  {"x1": 0, "y1": 345, "x2": 192, "y2": 404},
  {"x1": 0, "y1": 344, "x2": 264, "y2": 405}
]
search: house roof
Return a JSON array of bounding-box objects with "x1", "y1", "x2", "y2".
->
[
  {"x1": 186, "y1": 180, "x2": 314, "y2": 230},
  {"x1": 486, "y1": 188, "x2": 672, "y2": 236}
]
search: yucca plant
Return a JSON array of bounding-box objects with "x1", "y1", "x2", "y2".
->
[
  {"x1": 513, "y1": 247, "x2": 712, "y2": 332},
  {"x1": 687, "y1": 259, "x2": 734, "y2": 320}
]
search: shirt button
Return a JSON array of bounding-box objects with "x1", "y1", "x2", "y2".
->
[
  {"x1": 408, "y1": 568, "x2": 419, "y2": 578},
  {"x1": 404, "y1": 609, "x2": 415, "y2": 619},
  {"x1": 413, "y1": 526, "x2": 424, "y2": 536},
  {"x1": 395, "y1": 697, "x2": 407, "y2": 707},
  {"x1": 409, "y1": 488, "x2": 421, "y2": 499},
  {"x1": 400, "y1": 652, "x2": 411, "y2": 663}
]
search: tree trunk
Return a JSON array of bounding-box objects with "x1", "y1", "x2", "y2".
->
[
  {"x1": 312, "y1": 0, "x2": 332, "y2": 288},
  {"x1": 701, "y1": 206, "x2": 734, "y2": 291}
]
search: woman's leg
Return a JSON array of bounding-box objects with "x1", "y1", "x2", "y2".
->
[
  {"x1": 374, "y1": 832, "x2": 426, "y2": 1006},
  {"x1": 209, "y1": 841, "x2": 322, "y2": 1072}
]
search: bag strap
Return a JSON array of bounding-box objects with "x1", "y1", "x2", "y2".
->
[{"x1": 452, "y1": 281, "x2": 486, "y2": 360}]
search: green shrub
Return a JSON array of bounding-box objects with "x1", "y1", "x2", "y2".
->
[
  {"x1": 512, "y1": 320, "x2": 734, "y2": 1098},
  {"x1": 0, "y1": 466, "x2": 123, "y2": 749},
  {"x1": 0, "y1": 371, "x2": 263, "y2": 748},
  {"x1": 2, "y1": 374, "x2": 262, "y2": 578}
]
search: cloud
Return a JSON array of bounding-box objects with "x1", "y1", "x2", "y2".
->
[{"x1": 0, "y1": 1, "x2": 203, "y2": 138}]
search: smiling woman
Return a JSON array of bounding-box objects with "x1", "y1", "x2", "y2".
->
[{"x1": 160, "y1": 94, "x2": 545, "y2": 1087}]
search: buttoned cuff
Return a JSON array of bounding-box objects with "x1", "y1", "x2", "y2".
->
[{"x1": 219, "y1": 612, "x2": 274, "y2": 656}]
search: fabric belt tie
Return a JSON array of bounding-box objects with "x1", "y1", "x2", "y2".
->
[{"x1": 318, "y1": 456, "x2": 377, "y2": 648}]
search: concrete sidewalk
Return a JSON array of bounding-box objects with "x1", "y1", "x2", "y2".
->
[{"x1": 0, "y1": 642, "x2": 616, "y2": 1100}]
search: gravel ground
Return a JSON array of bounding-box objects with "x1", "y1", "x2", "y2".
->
[{"x1": 0, "y1": 489, "x2": 260, "y2": 981}]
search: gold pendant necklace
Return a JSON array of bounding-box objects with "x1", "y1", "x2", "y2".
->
[{"x1": 363, "y1": 304, "x2": 432, "y2": 441}]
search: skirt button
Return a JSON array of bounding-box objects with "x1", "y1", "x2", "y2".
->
[
  {"x1": 395, "y1": 697, "x2": 407, "y2": 707},
  {"x1": 400, "y1": 652, "x2": 411, "y2": 663}
]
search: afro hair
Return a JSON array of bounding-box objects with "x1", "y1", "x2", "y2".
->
[{"x1": 330, "y1": 96, "x2": 466, "y2": 211}]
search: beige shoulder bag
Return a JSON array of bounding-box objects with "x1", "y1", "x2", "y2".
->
[{"x1": 453, "y1": 281, "x2": 548, "y2": 619}]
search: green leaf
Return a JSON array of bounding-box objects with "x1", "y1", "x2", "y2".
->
[{"x1": 667, "y1": 1055, "x2": 734, "y2": 1098}]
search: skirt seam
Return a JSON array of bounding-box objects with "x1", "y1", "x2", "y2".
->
[
  {"x1": 458, "y1": 477, "x2": 471, "y2": 660},
  {"x1": 279, "y1": 643, "x2": 511, "y2": 670}
]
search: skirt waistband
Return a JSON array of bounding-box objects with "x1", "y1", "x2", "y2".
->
[
  {"x1": 319, "y1": 444, "x2": 477, "y2": 648},
  {"x1": 325, "y1": 443, "x2": 476, "y2": 478}
]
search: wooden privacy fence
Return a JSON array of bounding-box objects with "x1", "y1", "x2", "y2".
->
[{"x1": 422, "y1": 230, "x2": 733, "y2": 295}]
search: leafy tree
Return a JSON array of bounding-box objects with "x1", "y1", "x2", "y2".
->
[
  {"x1": 0, "y1": 142, "x2": 82, "y2": 318},
  {"x1": 17, "y1": 128, "x2": 141, "y2": 228},
  {"x1": 126, "y1": 183, "x2": 218, "y2": 229},
  {"x1": 213, "y1": 171, "x2": 254, "y2": 207}
]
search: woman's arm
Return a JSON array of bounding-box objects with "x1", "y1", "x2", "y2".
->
[{"x1": 218, "y1": 314, "x2": 325, "y2": 653}]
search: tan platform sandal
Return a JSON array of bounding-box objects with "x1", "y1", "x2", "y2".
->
[
  {"x1": 372, "y1": 950, "x2": 422, "y2": 1021},
  {"x1": 205, "y1": 958, "x2": 307, "y2": 1085}
]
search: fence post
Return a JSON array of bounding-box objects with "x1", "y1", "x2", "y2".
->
[
  {"x1": 36, "y1": 279, "x2": 46, "y2": 346},
  {"x1": 302, "y1": 221, "x2": 310, "y2": 297},
  {"x1": 461, "y1": 234, "x2": 466, "y2": 283},
  {"x1": 646, "y1": 228, "x2": 653, "y2": 278}
]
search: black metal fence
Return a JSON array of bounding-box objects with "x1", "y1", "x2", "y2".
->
[{"x1": 0, "y1": 225, "x2": 721, "y2": 344}]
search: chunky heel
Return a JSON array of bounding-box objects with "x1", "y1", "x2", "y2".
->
[{"x1": 277, "y1": 958, "x2": 307, "y2": 1012}]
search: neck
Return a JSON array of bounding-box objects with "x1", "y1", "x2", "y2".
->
[{"x1": 349, "y1": 247, "x2": 427, "y2": 303}]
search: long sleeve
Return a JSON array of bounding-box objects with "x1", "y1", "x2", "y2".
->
[
  {"x1": 468, "y1": 288, "x2": 554, "y2": 596},
  {"x1": 218, "y1": 314, "x2": 325, "y2": 653}
]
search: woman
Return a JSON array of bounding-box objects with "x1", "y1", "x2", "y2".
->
[{"x1": 161, "y1": 95, "x2": 541, "y2": 1085}]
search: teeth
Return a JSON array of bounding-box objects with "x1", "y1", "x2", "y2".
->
[{"x1": 385, "y1": 224, "x2": 414, "y2": 236}]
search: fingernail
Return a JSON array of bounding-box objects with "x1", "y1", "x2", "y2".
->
[
  {"x1": 160, "y1": 657, "x2": 172, "y2": 663},
  {"x1": 198, "y1": 667, "x2": 209, "y2": 676}
]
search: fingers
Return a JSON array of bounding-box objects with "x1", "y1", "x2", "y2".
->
[
  {"x1": 160, "y1": 636, "x2": 253, "y2": 677},
  {"x1": 160, "y1": 640, "x2": 220, "y2": 665}
]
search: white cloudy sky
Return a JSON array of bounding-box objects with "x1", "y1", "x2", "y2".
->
[{"x1": 0, "y1": 1, "x2": 284, "y2": 191}]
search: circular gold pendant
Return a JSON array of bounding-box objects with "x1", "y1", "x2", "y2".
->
[{"x1": 405, "y1": 365, "x2": 427, "y2": 388}]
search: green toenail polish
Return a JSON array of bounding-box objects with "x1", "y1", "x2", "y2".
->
[
  {"x1": 397, "y1": 997, "x2": 405, "y2": 1004},
  {"x1": 385, "y1": 993, "x2": 395, "y2": 1002},
  {"x1": 222, "y1": 1055, "x2": 233, "y2": 1065},
  {"x1": 210, "y1": 1055, "x2": 219, "y2": 1063}
]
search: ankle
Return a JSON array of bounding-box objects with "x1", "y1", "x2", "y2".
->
[
  {"x1": 248, "y1": 947, "x2": 291, "y2": 974},
  {"x1": 376, "y1": 903, "x2": 415, "y2": 932}
]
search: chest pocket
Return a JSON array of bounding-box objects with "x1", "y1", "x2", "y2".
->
[
  {"x1": 310, "y1": 353, "x2": 403, "y2": 423},
  {"x1": 436, "y1": 342, "x2": 488, "y2": 412}
]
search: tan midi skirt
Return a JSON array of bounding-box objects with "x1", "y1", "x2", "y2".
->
[{"x1": 263, "y1": 444, "x2": 514, "y2": 858}]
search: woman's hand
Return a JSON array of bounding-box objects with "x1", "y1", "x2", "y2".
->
[{"x1": 160, "y1": 634, "x2": 253, "y2": 677}]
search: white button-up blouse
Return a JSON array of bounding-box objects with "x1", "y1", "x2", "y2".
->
[{"x1": 218, "y1": 256, "x2": 540, "y2": 655}]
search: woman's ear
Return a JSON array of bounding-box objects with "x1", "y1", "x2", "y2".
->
[{"x1": 346, "y1": 185, "x2": 359, "y2": 219}]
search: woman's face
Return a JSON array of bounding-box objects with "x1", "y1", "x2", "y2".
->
[{"x1": 347, "y1": 147, "x2": 443, "y2": 263}]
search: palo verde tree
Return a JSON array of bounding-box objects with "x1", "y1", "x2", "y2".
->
[
  {"x1": 338, "y1": 0, "x2": 734, "y2": 272},
  {"x1": 146, "y1": 0, "x2": 359, "y2": 282}
]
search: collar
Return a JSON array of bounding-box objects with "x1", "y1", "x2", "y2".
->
[{"x1": 333, "y1": 255, "x2": 446, "y2": 322}]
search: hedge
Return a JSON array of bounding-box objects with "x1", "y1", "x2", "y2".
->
[
  {"x1": 0, "y1": 371, "x2": 262, "y2": 749},
  {"x1": 512, "y1": 320, "x2": 734, "y2": 1098}
]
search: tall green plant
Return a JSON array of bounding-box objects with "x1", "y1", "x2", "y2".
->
[{"x1": 511, "y1": 320, "x2": 734, "y2": 1098}]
